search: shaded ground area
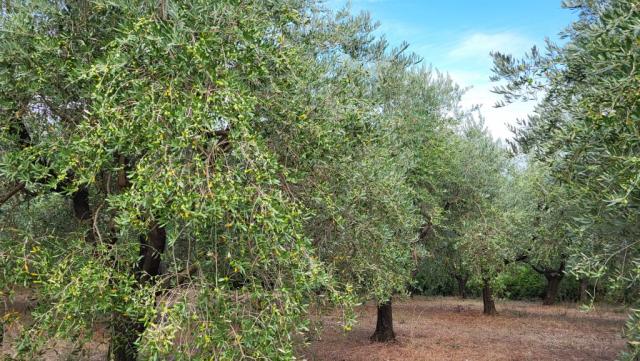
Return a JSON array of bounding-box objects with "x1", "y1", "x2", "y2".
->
[
  {"x1": 303, "y1": 296, "x2": 627, "y2": 361},
  {"x1": 1, "y1": 290, "x2": 108, "y2": 361}
]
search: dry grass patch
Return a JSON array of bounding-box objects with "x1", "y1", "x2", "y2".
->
[{"x1": 303, "y1": 296, "x2": 627, "y2": 361}]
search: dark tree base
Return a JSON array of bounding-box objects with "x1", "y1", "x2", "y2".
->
[
  {"x1": 370, "y1": 299, "x2": 395, "y2": 342},
  {"x1": 110, "y1": 223, "x2": 167, "y2": 361},
  {"x1": 542, "y1": 275, "x2": 563, "y2": 306},
  {"x1": 482, "y1": 279, "x2": 497, "y2": 316},
  {"x1": 370, "y1": 329, "x2": 396, "y2": 342},
  {"x1": 455, "y1": 275, "x2": 468, "y2": 299},
  {"x1": 579, "y1": 278, "x2": 589, "y2": 303}
]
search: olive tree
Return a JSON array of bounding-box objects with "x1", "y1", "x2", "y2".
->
[
  {"x1": 503, "y1": 162, "x2": 581, "y2": 305},
  {"x1": 447, "y1": 119, "x2": 511, "y2": 315},
  {"x1": 0, "y1": 1, "x2": 356, "y2": 359}
]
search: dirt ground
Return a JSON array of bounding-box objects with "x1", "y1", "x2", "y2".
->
[
  {"x1": 2, "y1": 294, "x2": 628, "y2": 360},
  {"x1": 303, "y1": 296, "x2": 628, "y2": 361}
]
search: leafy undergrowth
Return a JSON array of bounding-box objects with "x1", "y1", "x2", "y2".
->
[{"x1": 303, "y1": 296, "x2": 627, "y2": 361}]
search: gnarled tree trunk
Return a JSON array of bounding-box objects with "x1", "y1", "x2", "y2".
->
[
  {"x1": 111, "y1": 222, "x2": 166, "y2": 361},
  {"x1": 110, "y1": 313, "x2": 144, "y2": 361},
  {"x1": 543, "y1": 273, "x2": 563, "y2": 305},
  {"x1": 71, "y1": 186, "x2": 92, "y2": 221},
  {"x1": 482, "y1": 278, "x2": 496, "y2": 315},
  {"x1": 529, "y1": 261, "x2": 566, "y2": 306},
  {"x1": 370, "y1": 299, "x2": 395, "y2": 342},
  {"x1": 454, "y1": 274, "x2": 468, "y2": 299},
  {"x1": 71, "y1": 186, "x2": 96, "y2": 243},
  {"x1": 137, "y1": 223, "x2": 167, "y2": 282}
]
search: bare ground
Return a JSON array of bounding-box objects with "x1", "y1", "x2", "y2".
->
[
  {"x1": 2, "y1": 294, "x2": 628, "y2": 360},
  {"x1": 302, "y1": 296, "x2": 628, "y2": 361}
]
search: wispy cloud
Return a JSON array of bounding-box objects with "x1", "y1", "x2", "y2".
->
[
  {"x1": 446, "y1": 70, "x2": 489, "y2": 87},
  {"x1": 458, "y1": 82, "x2": 534, "y2": 141},
  {"x1": 437, "y1": 31, "x2": 537, "y2": 140},
  {"x1": 447, "y1": 32, "x2": 532, "y2": 61}
]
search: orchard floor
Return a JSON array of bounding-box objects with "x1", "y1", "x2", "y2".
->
[
  {"x1": 302, "y1": 296, "x2": 628, "y2": 361},
  {"x1": 1, "y1": 294, "x2": 628, "y2": 360}
]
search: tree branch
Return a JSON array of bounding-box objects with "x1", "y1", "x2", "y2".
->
[
  {"x1": 0, "y1": 182, "x2": 25, "y2": 207},
  {"x1": 529, "y1": 263, "x2": 546, "y2": 275}
]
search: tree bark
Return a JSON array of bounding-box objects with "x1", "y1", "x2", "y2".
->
[
  {"x1": 543, "y1": 274, "x2": 563, "y2": 305},
  {"x1": 482, "y1": 279, "x2": 497, "y2": 315},
  {"x1": 1, "y1": 296, "x2": 4, "y2": 346},
  {"x1": 110, "y1": 222, "x2": 166, "y2": 361},
  {"x1": 529, "y1": 261, "x2": 565, "y2": 306},
  {"x1": 137, "y1": 223, "x2": 167, "y2": 282},
  {"x1": 370, "y1": 299, "x2": 395, "y2": 342},
  {"x1": 579, "y1": 278, "x2": 589, "y2": 303},
  {"x1": 455, "y1": 275, "x2": 468, "y2": 299}
]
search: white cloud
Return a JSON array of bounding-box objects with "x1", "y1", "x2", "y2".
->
[
  {"x1": 459, "y1": 83, "x2": 534, "y2": 141},
  {"x1": 439, "y1": 32, "x2": 538, "y2": 141},
  {"x1": 314, "y1": 5, "x2": 538, "y2": 141},
  {"x1": 447, "y1": 32, "x2": 532, "y2": 61},
  {"x1": 447, "y1": 70, "x2": 489, "y2": 87},
  {"x1": 425, "y1": 32, "x2": 538, "y2": 141}
]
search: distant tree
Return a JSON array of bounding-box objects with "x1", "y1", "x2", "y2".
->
[
  {"x1": 370, "y1": 60, "x2": 464, "y2": 339},
  {"x1": 503, "y1": 162, "x2": 580, "y2": 305},
  {"x1": 448, "y1": 119, "x2": 510, "y2": 315}
]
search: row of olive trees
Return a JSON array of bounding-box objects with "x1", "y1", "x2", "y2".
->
[
  {"x1": 416, "y1": 115, "x2": 584, "y2": 315},
  {"x1": 489, "y1": 0, "x2": 640, "y2": 358},
  {"x1": 3, "y1": 0, "x2": 625, "y2": 359},
  {"x1": 422, "y1": 111, "x2": 625, "y2": 318},
  {"x1": 0, "y1": 0, "x2": 469, "y2": 359}
]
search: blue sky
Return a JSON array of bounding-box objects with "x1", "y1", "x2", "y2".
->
[{"x1": 326, "y1": 1, "x2": 577, "y2": 140}]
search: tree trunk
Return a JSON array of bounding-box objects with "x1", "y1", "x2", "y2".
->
[
  {"x1": 370, "y1": 299, "x2": 395, "y2": 342},
  {"x1": 579, "y1": 278, "x2": 589, "y2": 303},
  {"x1": 110, "y1": 222, "x2": 166, "y2": 361},
  {"x1": 455, "y1": 275, "x2": 468, "y2": 299},
  {"x1": 543, "y1": 274, "x2": 563, "y2": 305},
  {"x1": 71, "y1": 186, "x2": 96, "y2": 243},
  {"x1": 0, "y1": 182, "x2": 24, "y2": 207},
  {"x1": 482, "y1": 279, "x2": 496, "y2": 315},
  {"x1": 1, "y1": 300, "x2": 4, "y2": 346},
  {"x1": 71, "y1": 187, "x2": 91, "y2": 221},
  {"x1": 137, "y1": 223, "x2": 167, "y2": 282},
  {"x1": 529, "y1": 261, "x2": 566, "y2": 306}
]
